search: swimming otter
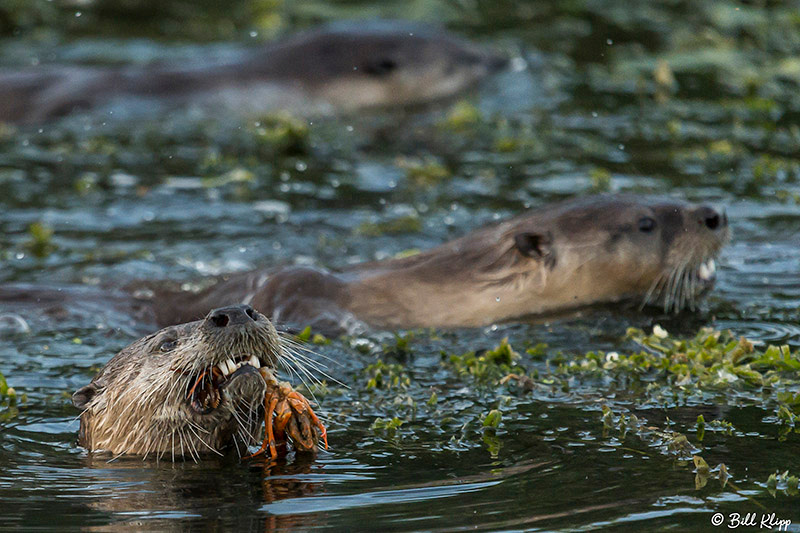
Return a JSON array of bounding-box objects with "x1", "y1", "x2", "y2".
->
[
  {"x1": 72, "y1": 304, "x2": 325, "y2": 460},
  {"x1": 0, "y1": 21, "x2": 506, "y2": 124},
  {"x1": 151, "y1": 195, "x2": 729, "y2": 335}
]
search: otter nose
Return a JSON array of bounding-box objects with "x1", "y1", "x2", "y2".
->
[
  {"x1": 486, "y1": 53, "x2": 509, "y2": 71},
  {"x1": 695, "y1": 206, "x2": 727, "y2": 231},
  {"x1": 206, "y1": 304, "x2": 258, "y2": 328}
]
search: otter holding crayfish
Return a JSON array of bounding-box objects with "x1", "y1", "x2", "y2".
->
[{"x1": 72, "y1": 304, "x2": 327, "y2": 461}]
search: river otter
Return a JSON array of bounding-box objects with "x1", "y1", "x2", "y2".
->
[
  {"x1": 150, "y1": 195, "x2": 730, "y2": 335},
  {"x1": 72, "y1": 304, "x2": 325, "y2": 460},
  {"x1": 0, "y1": 21, "x2": 506, "y2": 124}
]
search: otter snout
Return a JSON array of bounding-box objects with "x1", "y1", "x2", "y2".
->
[
  {"x1": 486, "y1": 53, "x2": 509, "y2": 72},
  {"x1": 206, "y1": 304, "x2": 259, "y2": 328},
  {"x1": 693, "y1": 205, "x2": 728, "y2": 232}
]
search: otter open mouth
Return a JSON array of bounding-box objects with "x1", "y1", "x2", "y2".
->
[
  {"x1": 185, "y1": 355, "x2": 267, "y2": 414},
  {"x1": 674, "y1": 257, "x2": 719, "y2": 309},
  {"x1": 696, "y1": 258, "x2": 717, "y2": 285},
  {"x1": 643, "y1": 257, "x2": 720, "y2": 313}
]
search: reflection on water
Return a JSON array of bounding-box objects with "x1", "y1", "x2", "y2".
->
[{"x1": 2, "y1": 0, "x2": 800, "y2": 530}]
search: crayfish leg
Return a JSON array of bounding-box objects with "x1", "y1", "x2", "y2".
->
[{"x1": 244, "y1": 392, "x2": 280, "y2": 460}]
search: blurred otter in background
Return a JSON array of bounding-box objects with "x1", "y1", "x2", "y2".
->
[
  {"x1": 151, "y1": 195, "x2": 730, "y2": 336},
  {"x1": 0, "y1": 196, "x2": 730, "y2": 337},
  {"x1": 0, "y1": 20, "x2": 506, "y2": 124}
]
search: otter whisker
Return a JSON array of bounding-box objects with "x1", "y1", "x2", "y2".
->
[
  {"x1": 186, "y1": 424, "x2": 222, "y2": 457},
  {"x1": 280, "y1": 359, "x2": 318, "y2": 393},
  {"x1": 278, "y1": 343, "x2": 329, "y2": 375},
  {"x1": 661, "y1": 268, "x2": 675, "y2": 313},
  {"x1": 231, "y1": 431, "x2": 244, "y2": 458},
  {"x1": 165, "y1": 371, "x2": 190, "y2": 402},
  {"x1": 279, "y1": 335, "x2": 339, "y2": 365},
  {"x1": 184, "y1": 430, "x2": 200, "y2": 463},
  {"x1": 274, "y1": 344, "x2": 343, "y2": 409},
  {"x1": 673, "y1": 262, "x2": 688, "y2": 313},
  {"x1": 278, "y1": 336, "x2": 344, "y2": 388},
  {"x1": 663, "y1": 260, "x2": 684, "y2": 314},
  {"x1": 231, "y1": 405, "x2": 260, "y2": 456},
  {"x1": 683, "y1": 262, "x2": 695, "y2": 310},
  {"x1": 281, "y1": 350, "x2": 331, "y2": 380},
  {"x1": 177, "y1": 429, "x2": 186, "y2": 461},
  {"x1": 672, "y1": 261, "x2": 688, "y2": 314},
  {"x1": 640, "y1": 271, "x2": 667, "y2": 310},
  {"x1": 681, "y1": 267, "x2": 693, "y2": 311},
  {"x1": 288, "y1": 355, "x2": 340, "y2": 387},
  {"x1": 155, "y1": 432, "x2": 168, "y2": 463},
  {"x1": 680, "y1": 258, "x2": 698, "y2": 312}
]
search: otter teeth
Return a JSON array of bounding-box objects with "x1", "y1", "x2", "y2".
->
[
  {"x1": 698, "y1": 259, "x2": 716, "y2": 281},
  {"x1": 217, "y1": 356, "x2": 263, "y2": 377},
  {"x1": 217, "y1": 359, "x2": 236, "y2": 377}
]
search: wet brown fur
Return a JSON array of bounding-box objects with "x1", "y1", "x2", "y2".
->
[
  {"x1": 0, "y1": 22, "x2": 505, "y2": 124},
  {"x1": 73, "y1": 309, "x2": 282, "y2": 460},
  {"x1": 150, "y1": 195, "x2": 730, "y2": 335}
]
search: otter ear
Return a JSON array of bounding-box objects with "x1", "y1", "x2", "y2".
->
[
  {"x1": 514, "y1": 231, "x2": 553, "y2": 260},
  {"x1": 72, "y1": 384, "x2": 99, "y2": 410}
]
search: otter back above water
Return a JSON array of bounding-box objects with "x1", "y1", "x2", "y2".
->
[
  {"x1": 150, "y1": 194, "x2": 729, "y2": 335},
  {"x1": 0, "y1": 21, "x2": 506, "y2": 125}
]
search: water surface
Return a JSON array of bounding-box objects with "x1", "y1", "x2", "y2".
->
[{"x1": 1, "y1": 1, "x2": 799, "y2": 531}]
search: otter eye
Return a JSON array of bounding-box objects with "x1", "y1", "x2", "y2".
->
[
  {"x1": 159, "y1": 340, "x2": 177, "y2": 352},
  {"x1": 363, "y1": 58, "x2": 398, "y2": 76},
  {"x1": 638, "y1": 216, "x2": 657, "y2": 233}
]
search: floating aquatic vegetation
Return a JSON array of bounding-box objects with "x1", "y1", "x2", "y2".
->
[
  {"x1": 481, "y1": 409, "x2": 503, "y2": 458},
  {"x1": 363, "y1": 360, "x2": 410, "y2": 391},
  {"x1": 202, "y1": 167, "x2": 255, "y2": 189},
  {"x1": 443, "y1": 337, "x2": 525, "y2": 385},
  {"x1": 766, "y1": 471, "x2": 800, "y2": 497},
  {"x1": 371, "y1": 417, "x2": 404, "y2": 434},
  {"x1": 692, "y1": 455, "x2": 730, "y2": 491},
  {"x1": 440, "y1": 100, "x2": 482, "y2": 131},
  {"x1": 553, "y1": 326, "x2": 800, "y2": 411},
  {"x1": 482, "y1": 408, "x2": 502, "y2": 428},
  {"x1": 589, "y1": 167, "x2": 612, "y2": 192},
  {"x1": 25, "y1": 222, "x2": 55, "y2": 258},
  {"x1": 250, "y1": 112, "x2": 310, "y2": 156},
  {"x1": 295, "y1": 380, "x2": 333, "y2": 400},
  {"x1": 294, "y1": 326, "x2": 330, "y2": 346},
  {"x1": 751, "y1": 154, "x2": 800, "y2": 185},
  {"x1": 356, "y1": 213, "x2": 422, "y2": 237},
  {"x1": 396, "y1": 156, "x2": 450, "y2": 187},
  {"x1": 381, "y1": 332, "x2": 415, "y2": 359},
  {"x1": 600, "y1": 405, "x2": 732, "y2": 491},
  {"x1": 491, "y1": 119, "x2": 540, "y2": 154},
  {"x1": 0, "y1": 371, "x2": 24, "y2": 421}
]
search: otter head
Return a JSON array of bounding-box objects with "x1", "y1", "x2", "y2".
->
[
  {"x1": 488, "y1": 196, "x2": 730, "y2": 316},
  {"x1": 72, "y1": 304, "x2": 281, "y2": 460},
  {"x1": 277, "y1": 22, "x2": 506, "y2": 108}
]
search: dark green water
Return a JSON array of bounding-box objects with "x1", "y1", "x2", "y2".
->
[{"x1": 1, "y1": 1, "x2": 800, "y2": 531}]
